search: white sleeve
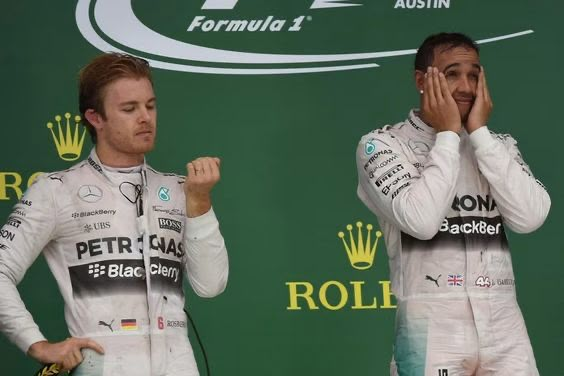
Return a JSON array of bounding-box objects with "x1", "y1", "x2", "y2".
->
[
  {"x1": 0, "y1": 175, "x2": 57, "y2": 353},
  {"x1": 182, "y1": 207, "x2": 228, "y2": 298},
  {"x1": 356, "y1": 130, "x2": 461, "y2": 240},
  {"x1": 469, "y1": 127, "x2": 551, "y2": 233}
]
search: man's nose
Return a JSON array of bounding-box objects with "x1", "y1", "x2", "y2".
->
[
  {"x1": 139, "y1": 107, "x2": 151, "y2": 123},
  {"x1": 458, "y1": 76, "x2": 473, "y2": 93}
]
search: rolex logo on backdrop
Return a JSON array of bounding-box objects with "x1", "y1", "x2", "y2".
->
[
  {"x1": 0, "y1": 112, "x2": 87, "y2": 202},
  {"x1": 285, "y1": 221, "x2": 395, "y2": 311},
  {"x1": 46, "y1": 113, "x2": 87, "y2": 161},
  {"x1": 338, "y1": 221, "x2": 382, "y2": 270}
]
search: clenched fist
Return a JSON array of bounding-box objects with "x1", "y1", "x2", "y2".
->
[{"x1": 184, "y1": 157, "x2": 221, "y2": 217}]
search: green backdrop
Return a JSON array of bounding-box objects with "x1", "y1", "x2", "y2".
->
[{"x1": 1, "y1": 1, "x2": 562, "y2": 374}]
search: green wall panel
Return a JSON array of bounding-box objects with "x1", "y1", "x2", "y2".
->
[{"x1": 0, "y1": 1, "x2": 562, "y2": 374}]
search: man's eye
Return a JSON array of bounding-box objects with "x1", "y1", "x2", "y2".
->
[
  {"x1": 123, "y1": 107, "x2": 135, "y2": 112},
  {"x1": 469, "y1": 74, "x2": 479, "y2": 81},
  {"x1": 445, "y1": 71, "x2": 457, "y2": 78},
  {"x1": 146, "y1": 104, "x2": 156, "y2": 110}
]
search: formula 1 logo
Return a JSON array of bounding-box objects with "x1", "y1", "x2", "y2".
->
[
  {"x1": 201, "y1": 0, "x2": 360, "y2": 9},
  {"x1": 76, "y1": 0, "x2": 534, "y2": 75}
]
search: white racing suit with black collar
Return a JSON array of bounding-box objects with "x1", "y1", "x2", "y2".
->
[
  {"x1": 356, "y1": 110, "x2": 550, "y2": 376},
  {"x1": 0, "y1": 150, "x2": 229, "y2": 376}
]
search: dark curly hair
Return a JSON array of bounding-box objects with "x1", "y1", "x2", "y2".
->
[{"x1": 414, "y1": 32, "x2": 479, "y2": 71}]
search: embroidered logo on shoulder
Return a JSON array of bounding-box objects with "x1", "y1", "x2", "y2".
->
[
  {"x1": 364, "y1": 140, "x2": 376, "y2": 155},
  {"x1": 158, "y1": 186, "x2": 171, "y2": 201}
]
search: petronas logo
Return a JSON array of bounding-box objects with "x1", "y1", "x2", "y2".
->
[
  {"x1": 158, "y1": 186, "x2": 171, "y2": 201},
  {"x1": 364, "y1": 141, "x2": 376, "y2": 155}
]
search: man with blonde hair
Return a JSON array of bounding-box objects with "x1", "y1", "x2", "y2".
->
[{"x1": 0, "y1": 53, "x2": 229, "y2": 375}]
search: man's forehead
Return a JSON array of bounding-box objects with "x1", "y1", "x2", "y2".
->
[
  {"x1": 103, "y1": 77, "x2": 154, "y2": 103},
  {"x1": 432, "y1": 45, "x2": 480, "y2": 68}
]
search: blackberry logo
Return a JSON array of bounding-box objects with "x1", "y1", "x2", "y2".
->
[
  {"x1": 83, "y1": 261, "x2": 177, "y2": 281},
  {"x1": 88, "y1": 264, "x2": 106, "y2": 278},
  {"x1": 71, "y1": 209, "x2": 117, "y2": 219}
]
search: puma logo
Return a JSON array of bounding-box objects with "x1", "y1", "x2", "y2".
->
[
  {"x1": 98, "y1": 319, "x2": 115, "y2": 332},
  {"x1": 425, "y1": 274, "x2": 441, "y2": 287}
]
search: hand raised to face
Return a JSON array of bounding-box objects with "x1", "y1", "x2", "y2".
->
[
  {"x1": 420, "y1": 67, "x2": 462, "y2": 134},
  {"x1": 466, "y1": 67, "x2": 493, "y2": 133}
]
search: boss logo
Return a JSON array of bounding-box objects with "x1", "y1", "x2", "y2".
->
[{"x1": 158, "y1": 218, "x2": 182, "y2": 234}]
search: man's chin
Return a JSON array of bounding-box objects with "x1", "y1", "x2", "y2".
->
[
  {"x1": 457, "y1": 106, "x2": 471, "y2": 124},
  {"x1": 460, "y1": 113, "x2": 469, "y2": 125},
  {"x1": 141, "y1": 144, "x2": 155, "y2": 154},
  {"x1": 134, "y1": 141, "x2": 155, "y2": 154}
]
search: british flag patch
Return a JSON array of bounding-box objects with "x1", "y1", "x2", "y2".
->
[{"x1": 447, "y1": 274, "x2": 464, "y2": 287}]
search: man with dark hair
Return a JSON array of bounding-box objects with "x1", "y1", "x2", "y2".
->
[
  {"x1": 356, "y1": 33, "x2": 549, "y2": 375},
  {"x1": 414, "y1": 32, "x2": 479, "y2": 72},
  {"x1": 0, "y1": 53, "x2": 229, "y2": 375}
]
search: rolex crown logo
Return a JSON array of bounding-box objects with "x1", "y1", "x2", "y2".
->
[
  {"x1": 338, "y1": 221, "x2": 382, "y2": 270},
  {"x1": 46, "y1": 113, "x2": 86, "y2": 161}
]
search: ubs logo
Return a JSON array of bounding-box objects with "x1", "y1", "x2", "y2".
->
[{"x1": 83, "y1": 222, "x2": 111, "y2": 233}]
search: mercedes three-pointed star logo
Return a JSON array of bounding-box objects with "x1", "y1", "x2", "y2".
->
[{"x1": 78, "y1": 185, "x2": 103, "y2": 203}]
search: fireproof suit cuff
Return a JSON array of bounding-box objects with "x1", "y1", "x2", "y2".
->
[
  {"x1": 435, "y1": 130, "x2": 460, "y2": 151},
  {"x1": 469, "y1": 126, "x2": 496, "y2": 151},
  {"x1": 184, "y1": 207, "x2": 219, "y2": 241},
  {"x1": 20, "y1": 330, "x2": 47, "y2": 355}
]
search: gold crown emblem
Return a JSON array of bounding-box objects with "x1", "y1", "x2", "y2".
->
[
  {"x1": 338, "y1": 221, "x2": 382, "y2": 270},
  {"x1": 46, "y1": 113, "x2": 86, "y2": 161}
]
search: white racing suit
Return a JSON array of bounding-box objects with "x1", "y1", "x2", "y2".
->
[
  {"x1": 356, "y1": 110, "x2": 550, "y2": 376},
  {"x1": 0, "y1": 150, "x2": 229, "y2": 376}
]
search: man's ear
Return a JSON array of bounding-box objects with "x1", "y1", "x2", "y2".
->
[
  {"x1": 84, "y1": 109, "x2": 103, "y2": 131},
  {"x1": 415, "y1": 70, "x2": 425, "y2": 93}
]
